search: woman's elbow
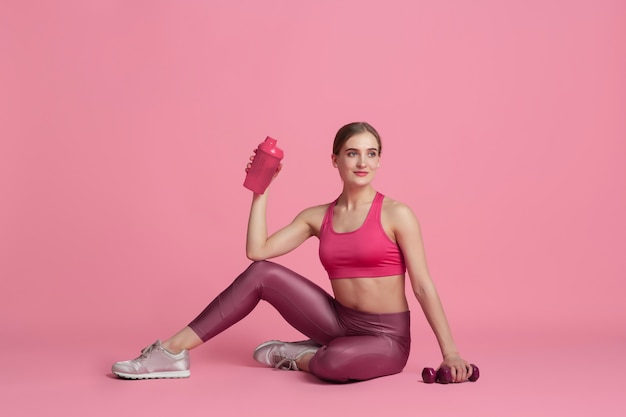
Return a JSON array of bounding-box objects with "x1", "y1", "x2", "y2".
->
[{"x1": 246, "y1": 249, "x2": 266, "y2": 261}]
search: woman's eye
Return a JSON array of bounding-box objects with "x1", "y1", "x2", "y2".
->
[
  {"x1": 347, "y1": 151, "x2": 356, "y2": 157},
  {"x1": 369, "y1": 152, "x2": 377, "y2": 157}
]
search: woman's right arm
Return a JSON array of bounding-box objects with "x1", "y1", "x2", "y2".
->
[{"x1": 246, "y1": 191, "x2": 315, "y2": 261}]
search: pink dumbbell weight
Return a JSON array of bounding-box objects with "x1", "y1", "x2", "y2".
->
[{"x1": 422, "y1": 364, "x2": 480, "y2": 384}]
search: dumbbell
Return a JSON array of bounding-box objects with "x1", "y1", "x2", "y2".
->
[{"x1": 422, "y1": 364, "x2": 480, "y2": 384}]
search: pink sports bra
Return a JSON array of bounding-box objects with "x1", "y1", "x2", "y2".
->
[{"x1": 318, "y1": 192, "x2": 406, "y2": 279}]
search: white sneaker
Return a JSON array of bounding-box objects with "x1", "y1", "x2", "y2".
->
[
  {"x1": 253, "y1": 340, "x2": 319, "y2": 371},
  {"x1": 112, "y1": 340, "x2": 190, "y2": 379}
]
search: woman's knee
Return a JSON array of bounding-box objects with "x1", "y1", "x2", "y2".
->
[
  {"x1": 244, "y1": 260, "x2": 274, "y2": 275},
  {"x1": 242, "y1": 260, "x2": 290, "y2": 280},
  {"x1": 236, "y1": 260, "x2": 307, "y2": 299},
  {"x1": 237, "y1": 260, "x2": 281, "y2": 286}
]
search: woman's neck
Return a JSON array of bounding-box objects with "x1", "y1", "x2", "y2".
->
[{"x1": 336, "y1": 186, "x2": 377, "y2": 210}]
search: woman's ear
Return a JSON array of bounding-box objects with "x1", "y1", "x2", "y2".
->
[{"x1": 331, "y1": 154, "x2": 338, "y2": 167}]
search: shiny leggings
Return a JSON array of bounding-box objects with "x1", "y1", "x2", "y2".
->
[{"x1": 188, "y1": 261, "x2": 411, "y2": 382}]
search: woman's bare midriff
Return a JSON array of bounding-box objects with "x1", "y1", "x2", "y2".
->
[{"x1": 330, "y1": 274, "x2": 409, "y2": 314}]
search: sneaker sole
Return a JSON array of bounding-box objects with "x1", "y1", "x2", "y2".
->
[{"x1": 113, "y1": 370, "x2": 190, "y2": 379}]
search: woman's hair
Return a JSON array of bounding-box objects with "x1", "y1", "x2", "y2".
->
[{"x1": 332, "y1": 122, "x2": 382, "y2": 156}]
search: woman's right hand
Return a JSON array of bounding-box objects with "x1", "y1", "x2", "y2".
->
[
  {"x1": 245, "y1": 149, "x2": 283, "y2": 182},
  {"x1": 244, "y1": 149, "x2": 256, "y2": 174}
]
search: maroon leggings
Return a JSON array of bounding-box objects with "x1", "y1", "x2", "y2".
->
[{"x1": 188, "y1": 261, "x2": 411, "y2": 382}]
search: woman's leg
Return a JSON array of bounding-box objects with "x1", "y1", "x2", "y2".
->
[
  {"x1": 308, "y1": 335, "x2": 411, "y2": 382},
  {"x1": 112, "y1": 261, "x2": 344, "y2": 379},
  {"x1": 184, "y1": 260, "x2": 344, "y2": 345},
  {"x1": 307, "y1": 303, "x2": 411, "y2": 382},
  {"x1": 162, "y1": 327, "x2": 203, "y2": 354}
]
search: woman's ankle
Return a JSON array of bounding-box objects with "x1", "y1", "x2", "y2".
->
[
  {"x1": 162, "y1": 327, "x2": 204, "y2": 354},
  {"x1": 296, "y1": 353, "x2": 315, "y2": 372},
  {"x1": 162, "y1": 340, "x2": 185, "y2": 355}
]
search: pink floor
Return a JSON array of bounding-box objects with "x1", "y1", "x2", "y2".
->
[
  {"x1": 3, "y1": 316, "x2": 624, "y2": 417},
  {"x1": 2, "y1": 1, "x2": 625, "y2": 416}
]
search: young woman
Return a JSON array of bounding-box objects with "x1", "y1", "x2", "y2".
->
[{"x1": 112, "y1": 122, "x2": 474, "y2": 383}]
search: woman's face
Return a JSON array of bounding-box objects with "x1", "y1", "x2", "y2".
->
[{"x1": 331, "y1": 131, "x2": 380, "y2": 185}]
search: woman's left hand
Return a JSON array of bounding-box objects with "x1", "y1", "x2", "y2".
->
[{"x1": 440, "y1": 354, "x2": 473, "y2": 383}]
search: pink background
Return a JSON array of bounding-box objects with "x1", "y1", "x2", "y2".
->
[{"x1": 1, "y1": 0, "x2": 624, "y2": 416}]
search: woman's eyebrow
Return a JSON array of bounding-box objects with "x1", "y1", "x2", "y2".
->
[{"x1": 344, "y1": 147, "x2": 379, "y2": 152}]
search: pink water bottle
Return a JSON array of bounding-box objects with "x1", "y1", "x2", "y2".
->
[{"x1": 243, "y1": 136, "x2": 284, "y2": 194}]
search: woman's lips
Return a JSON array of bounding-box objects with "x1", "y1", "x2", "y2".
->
[{"x1": 354, "y1": 171, "x2": 368, "y2": 177}]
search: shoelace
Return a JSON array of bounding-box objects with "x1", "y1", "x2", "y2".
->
[
  {"x1": 274, "y1": 357, "x2": 299, "y2": 371},
  {"x1": 140, "y1": 343, "x2": 159, "y2": 358}
]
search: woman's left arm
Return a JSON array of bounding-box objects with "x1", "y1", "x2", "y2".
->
[{"x1": 391, "y1": 202, "x2": 473, "y2": 383}]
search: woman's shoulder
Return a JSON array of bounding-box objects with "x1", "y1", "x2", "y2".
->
[
  {"x1": 381, "y1": 194, "x2": 413, "y2": 212},
  {"x1": 380, "y1": 194, "x2": 419, "y2": 223},
  {"x1": 293, "y1": 202, "x2": 333, "y2": 235},
  {"x1": 296, "y1": 202, "x2": 332, "y2": 221}
]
